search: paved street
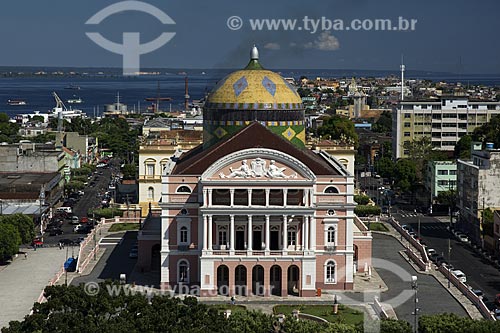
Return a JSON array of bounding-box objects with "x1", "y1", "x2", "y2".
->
[
  {"x1": 44, "y1": 165, "x2": 113, "y2": 246},
  {"x1": 393, "y1": 212, "x2": 500, "y2": 309},
  {"x1": 0, "y1": 247, "x2": 67, "y2": 329},
  {"x1": 72, "y1": 231, "x2": 139, "y2": 286},
  {"x1": 371, "y1": 233, "x2": 467, "y2": 323}
]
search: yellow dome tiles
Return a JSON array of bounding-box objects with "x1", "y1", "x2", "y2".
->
[{"x1": 205, "y1": 70, "x2": 303, "y2": 108}]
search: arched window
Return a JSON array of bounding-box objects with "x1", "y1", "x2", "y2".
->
[
  {"x1": 180, "y1": 226, "x2": 188, "y2": 243},
  {"x1": 327, "y1": 227, "x2": 336, "y2": 244},
  {"x1": 178, "y1": 260, "x2": 189, "y2": 283},
  {"x1": 325, "y1": 261, "x2": 336, "y2": 283},
  {"x1": 176, "y1": 186, "x2": 192, "y2": 193},
  {"x1": 147, "y1": 187, "x2": 154, "y2": 200},
  {"x1": 324, "y1": 186, "x2": 339, "y2": 194}
]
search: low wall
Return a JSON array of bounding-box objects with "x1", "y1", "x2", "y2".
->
[
  {"x1": 390, "y1": 217, "x2": 429, "y2": 263},
  {"x1": 438, "y1": 265, "x2": 496, "y2": 321},
  {"x1": 373, "y1": 297, "x2": 389, "y2": 319},
  {"x1": 405, "y1": 248, "x2": 429, "y2": 272}
]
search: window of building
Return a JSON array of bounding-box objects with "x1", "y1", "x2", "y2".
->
[
  {"x1": 404, "y1": 113, "x2": 411, "y2": 118},
  {"x1": 449, "y1": 170, "x2": 457, "y2": 175},
  {"x1": 438, "y1": 180, "x2": 449, "y2": 186},
  {"x1": 178, "y1": 260, "x2": 189, "y2": 283},
  {"x1": 327, "y1": 227, "x2": 336, "y2": 244},
  {"x1": 404, "y1": 122, "x2": 411, "y2": 128},
  {"x1": 146, "y1": 164, "x2": 155, "y2": 176},
  {"x1": 325, "y1": 261, "x2": 336, "y2": 283},
  {"x1": 180, "y1": 226, "x2": 188, "y2": 244},
  {"x1": 437, "y1": 170, "x2": 448, "y2": 175},
  {"x1": 176, "y1": 186, "x2": 192, "y2": 193},
  {"x1": 404, "y1": 132, "x2": 411, "y2": 137},
  {"x1": 327, "y1": 209, "x2": 335, "y2": 216},
  {"x1": 324, "y1": 186, "x2": 339, "y2": 194},
  {"x1": 147, "y1": 187, "x2": 154, "y2": 200},
  {"x1": 287, "y1": 228, "x2": 297, "y2": 246},
  {"x1": 218, "y1": 226, "x2": 227, "y2": 246}
]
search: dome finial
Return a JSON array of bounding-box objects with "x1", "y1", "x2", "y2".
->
[{"x1": 250, "y1": 45, "x2": 259, "y2": 60}]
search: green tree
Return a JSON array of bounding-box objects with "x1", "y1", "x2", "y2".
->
[
  {"x1": 394, "y1": 159, "x2": 417, "y2": 192},
  {"x1": 354, "y1": 194, "x2": 370, "y2": 205},
  {"x1": 473, "y1": 114, "x2": 500, "y2": 147},
  {"x1": 454, "y1": 135, "x2": 472, "y2": 159},
  {"x1": 122, "y1": 164, "x2": 137, "y2": 180},
  {"x1": 436, "y1": 190, "x2": 457, "y2": 207},
  {"x1": 0, "y1": 214, "x2": 35, "y2": 244},
  {"x1": 402, "y1": 137, "x2": 447, "y2": 182},
  {"x1": 317, "y1": 115, "x2": 359, "y2": 147},
  {"x1": 372, "y1": 111, "x2": 392, "y2": 133},
  {"x1": 482, "y1": 208, "x2": 494, "y2": 237},
  {"x1": 375, "y1": 157, "x2": 395, "y2": 179},
  {"x1": 0, "y1": 223, "x2": 21, "y2": 261}
]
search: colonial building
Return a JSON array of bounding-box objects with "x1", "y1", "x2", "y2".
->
[{"x1": 137, "y1": 47, "x2": 372, "y2": 297}]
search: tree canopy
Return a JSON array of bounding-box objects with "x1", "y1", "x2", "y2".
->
[
  {"x1": 317, "y1": 115, "x2": 359, "y2": 147},
  {"x1": 0, "y1": 214, "x2": 35, "y2": 244},
  {"x1": 0, "y1": 223, "x2": 21, "y2": 262}
]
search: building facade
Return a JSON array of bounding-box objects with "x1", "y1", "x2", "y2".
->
[
  {"x1": 137, "y1": 47, "x2": 372, "y2": 297},
  {"x1": 392, "y1": 97, "x2": 500, "y2": 158},
  {"x1": 425, "y1": 160, "x2": 457, "y2": 204},
  {"x1": 457, "y1": 147, "x2": 500, "y2": 247}
]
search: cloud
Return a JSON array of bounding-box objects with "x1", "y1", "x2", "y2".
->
[
  {"x1": 303, "y1": 31, "x2": 340, "y2": 51},
  {"x1": 264, "y1": 42, "x2": 281, "y2": 50}
]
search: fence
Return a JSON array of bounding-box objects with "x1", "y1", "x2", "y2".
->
[
  {"x1": 389, "y1": 217, "x2": 429, "y2": 263},
  {"x1": 438, "y1": 265, "x2": 496, "y2": 321},
  {"x1": 373, "y1": 296, "x2": 389, "y2": 319}
]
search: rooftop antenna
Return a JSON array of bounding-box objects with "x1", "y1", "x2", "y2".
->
[
  {"x1": 400, "y1": 54, "x2": 405, "y2": 101},
  {"x1": 184, "y1": 77, "x2": 190, "y2": 111}
]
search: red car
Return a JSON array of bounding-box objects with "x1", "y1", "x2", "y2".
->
[{"x1": 80, "y1": 217, "x2": 89, "y2": 224}]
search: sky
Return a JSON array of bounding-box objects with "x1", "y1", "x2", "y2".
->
[{"x1": 0, "y1": 0, "x2": 499, "y2": 74}]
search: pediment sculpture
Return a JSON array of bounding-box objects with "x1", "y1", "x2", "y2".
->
[{"x1": 219, "y1": 158, "x2": 297, "y2": 179}]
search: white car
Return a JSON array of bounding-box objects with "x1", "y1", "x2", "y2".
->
[
  {"x1": 458, "y1": 234, "x2": 469, "y2": 243},
  {"x1": 427, "y1": 248, "x2": 436, "y2": 256},
  {"x1": 73, "y1": 224, "x2": 84, "y2": 233},
  {"x1": 451, "y1": 270, "x2": 467, "y2": 283}
]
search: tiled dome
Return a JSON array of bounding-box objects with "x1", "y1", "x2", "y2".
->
[{"x1": 203, "y1": 46, "x2": 306, "y2": 148}]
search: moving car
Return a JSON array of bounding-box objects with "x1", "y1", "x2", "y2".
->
[
  {"x1": 458, "y1": 234, "x2": 469, "y2": 243},
  {"x1": 129, "y1": 248, "x2": 138, "y2": 259}
]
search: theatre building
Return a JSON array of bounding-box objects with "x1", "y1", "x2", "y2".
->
[{"x1": 137, "y1": 47, "x2": 372, "y2": 297}]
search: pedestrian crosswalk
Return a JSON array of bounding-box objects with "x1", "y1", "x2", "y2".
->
[
  {"x1": 399, "y1": 212, "x2": 424, "y2": 218},
  {"x1": 419, "y1": 225, "x2": 447, "y2": 230}
]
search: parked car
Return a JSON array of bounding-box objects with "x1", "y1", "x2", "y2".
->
[
  {"x1": 73, "y1": 224, "x2": 85, "y2": 233},
  {"x1": 451, "y1": 270, "x2": 467, "y2": 283},
  {"x1": 56, "y1": 207, "x2": 72, "y2": 214},
  {"x1": 427, "y1": 248, "x2": 436, "y2": 256},
  {"x1": 472, "y1": 289, "x2": 484, "y2": 300},
  {"x1": 71, "y1": 216, "x2": 80, "y2": 225},
  {"x1": 48, "y1": 228, "x2": 64, "y2": 236},
  {"x1": 129, "y1": 248, "x2": 138, "y2": 259},
  {"x1": 458, "y1": 234, "x2": 469, "y2": 243},
  {"x1": 59, "y1": 238, "x2": 75, "y2": 246}
]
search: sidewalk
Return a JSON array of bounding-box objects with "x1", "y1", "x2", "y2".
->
[
  {"x1": 0, "y1": 247, "x2": 67, "y2": 329},
  {"x1": 379, "y1": 219, "x2": 483, "y2": 320}
]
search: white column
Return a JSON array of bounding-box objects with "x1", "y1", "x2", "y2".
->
[
  {"x1": 208, "y1": 189, "x2": 213, "y2": 207},
  {"x1": 304, "y1": 216, "x2": 309, "y2": 251},
  {"x1": 247, "y1": 215, "x2": 253, "y2": 253},
  {"x1": 230, "y1": 189, "x2": 235, "y2": 207},
  {"x1": 230, "y1": 215, "x2": 235, "y2": 252},
  {"x1": 208, "y1": 215, "x2": 213, "y2": 251},
  {"x1": 265, "y1": 189, "x2": 270, "y2": 207},
  {"x1": 265, "y1": 215, "x2": 270, "y2": 254},
  {"x1": 202, "y1": 215, "x2": 207, "y2": 251},
  {"x1": 283, "y1": 215, "x2": 288, "y2": 253},
  {"x1": 248, "y1": 189, "x2": 252, "y2": 206},
  {"x1": 310, "y1": 216, "x2": 316, "y2": 251},
  {"x1": 283, "y1": 189, "x2": 288, "y2": 206}
]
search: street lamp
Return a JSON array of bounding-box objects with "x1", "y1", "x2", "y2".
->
[{"x1": 411, "y1": 276, "x2": 419, "y2": 333}]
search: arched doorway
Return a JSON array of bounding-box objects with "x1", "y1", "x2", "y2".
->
[
  {"x1": 217, "y1": 265, "x2": 229, "y2": 296},
  {"x1": 235, "y1": 265, "x2": 247, "y2": 296},
  {"x1": 287, "y1": 265, "x2": 300, "y2": 296},
  {"x1": 151, "y1": 244, "x2": 161, "y2": 271},
  {"x1": 252, "y1": 265, "x2": 265, "y2": 296},
  {"x1": 270, "y1": 265, "x2": 282, "y2": 296}
]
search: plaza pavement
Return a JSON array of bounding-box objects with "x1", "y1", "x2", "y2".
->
[{"x1": 0, "y1": 247, "x2": 67, "y2": 329}]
